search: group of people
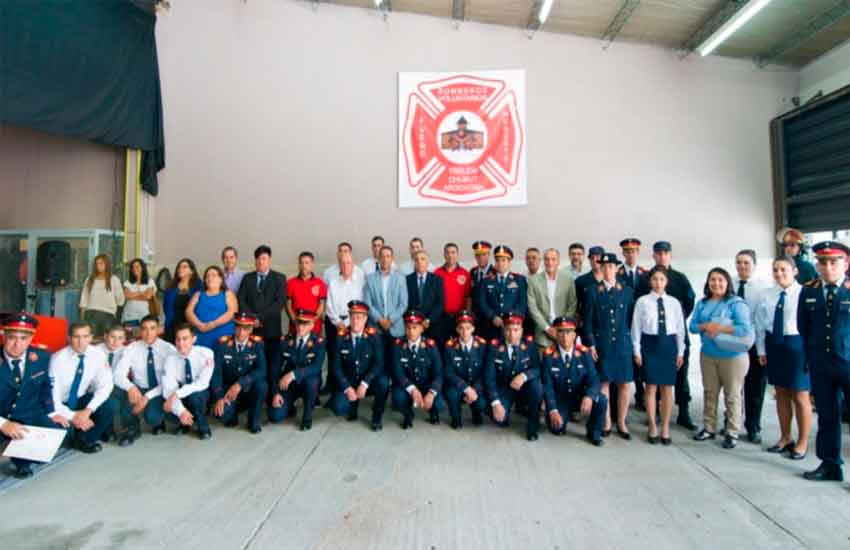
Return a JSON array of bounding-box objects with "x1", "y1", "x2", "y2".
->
[{"x1": 3, "y1": 228, "x2": 850, "y2": 487}]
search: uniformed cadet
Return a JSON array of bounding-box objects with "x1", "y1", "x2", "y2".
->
[
  {"x1": 211, "y1": 312, "x2": 268, "y2": 434},
  {"x1": 470, "y1": 240, "x2": 495, "y2": 288},
  {"x1": 778, "y1": 227, "x2": 818, "y2": 285},
  {"x1": 113, "y1": 314, "x2": 176, "y2": 446},
  {"x1": 0, "y1": 313, "x2": 68, "y2": 479},
  {"x1": 574, "y1": 246, "x2": 605, "y2": 316},
  {"x1": 162, "y1": 324, "x2": 214, "y2": 439},
  {"x1": 328, "y1": 300, "x2": 389, "y2": 431},
  {"x1": 49, "y1": 321, "x2": 116, "y2": 453},
  {"x1": 269, "y1": 309, "x2": 326, "y2": 431},
  {"x1": 474, "y1": 245, "x2": 528, "y2": 342},
  {"x1": 390, "y1": 309, "x2": 444, "y2": 429},
  {"x1": 485, "y1": 312, "x2": 543, "y2": 441},
  {"x1": 541, "y1": 316, "x2": 606, "y2": 446},
  {"x1": 582, "y1": 253, "x2": 635, "y2": 439},
  {"x1": 94, "y1": 324, "x2": 127, "y2": 442},
  {"x1": 617, "y1": 238, "x2": 649, "y2": 412},
  {"x1": 443, "y1": 310, "x2": 488, "y2": 429},
  {"x1": 798, "y1": 241, "x2": 850, "y2": 481}
]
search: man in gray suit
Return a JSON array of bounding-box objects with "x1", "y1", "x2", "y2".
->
[
  {"x1": 527, "y1": 248, "x2": 577, "y2": 349},
  {"x1": 364, "y1": 245, "x2": 409, "y2": 359}
]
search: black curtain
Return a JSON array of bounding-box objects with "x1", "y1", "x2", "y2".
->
[{"x1": 0, "y1": 0, "x2": 165, "y2": 194}]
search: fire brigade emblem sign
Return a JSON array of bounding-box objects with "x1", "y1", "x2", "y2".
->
[{"x1": 399, "y1": 70, "x2": 527, "y2": 208}]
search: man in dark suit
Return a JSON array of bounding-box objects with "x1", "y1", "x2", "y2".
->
[
  {"x1": 237, "y1": 245, "x2": 286, "y2": 403},
  {"x1": 405, "y1": 250, "x2": 445, "y2": 342}
]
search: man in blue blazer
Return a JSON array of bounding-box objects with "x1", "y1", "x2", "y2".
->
[
  {"x1": 364, "y1": 245, "x2": 409, "y2": 359},
  {"x1": 0, "y1": 313, "x2": 69, "y2": 479},
  {"x1": 405, "y1": 250, "x2": 444, "y2": 342}
]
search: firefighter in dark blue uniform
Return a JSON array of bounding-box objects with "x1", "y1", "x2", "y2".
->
[
  {"x1": 798, "y1": 241, "x2": 850, "y2": 481},
  {"x1": 0, "y1": 313, "x2": 68, "y2": 479},
  {"x1": 574, "y1": 246, "x2": 605, "y2": 317},
  {"x1": 474, "y1": 245, "x2": 528, "y2": 342},
  {"x1": 541, "y1": 316, "x2": 606, "y2": 446},
  {"x1": 469, "y1": 241, "x2": 496, "y2": 290},
  {"x1": 390, "y1": 310, "x2": 444, "y2": 429},
  {"x1": 443, "y1": 310, "x2": 488, "y2": 429},
  {"x1": 582, "y1": 253, "x2": 635, "y2": 439},
  {"x1": 485, "y1": 311, "x2": 543, "y2": 441},
  {"x1": 616, "y1": 238, "x2": 649, "y2": 413},
  {"x1": 328, "y1": 300, "x2": 389, "y2": 431},
  {"x1": 211, "y1": 312, "x2": 268, "y2": 434},
  {"x1": 268, "y1": 309, "x2": 326, "y2": 431}
]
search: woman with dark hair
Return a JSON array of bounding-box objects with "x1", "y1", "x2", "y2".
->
[
  {"x1": 122, "y1": 258, "x2": 157, "y2": 325},
  {"x1": 689, "y1": 267, "x2": 754, "y2": 449},
  {"x1": 163, "y1": 258, "x2": 202, "y2": 342},
  {"x1": 186, "y1": 265, "x2": 237, "y2": 349},
  {"x1": 79, "y1": 253, "x2": 125, "y2": 337},
  {"x1": 755, "y1": 256, "x2": 810, "y2": 459},
  {"x1": 631, "y1": 266, "x2": 685, "y2": 445}
]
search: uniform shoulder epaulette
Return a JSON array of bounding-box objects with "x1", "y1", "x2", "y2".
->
[
  {"x1": 805, "y1": 279, "x2": 821, "y2": 288},
  {"x1": 219, "y1": 335, "x2": 231, "y2": 344},
  {"x1": 337, "y1": 327, "x2": 349, "y2": 337},
  {"x1": 525, "y1": 335, "x2": 534, "y2": 343},
  {"x1": 32, "y1": 343, "x2": 48, "y2": 350},
  {"x1": 395, "y1": 337, "x2": 403, "y2": 345},
  {"x1": 475, "y1": 336, "x2": 486, "y2": 344},
  {"x1": 490, "y1": 338, "x2": 500, "y2": 346},
  {"x1": 446, "y1": 338, "x2": 456, "y2": 347},
  {"x1": 317, "y1": 337, "x2": 324, "y2": 344},
  {"x1": 251, "y1": 335, "x2": 263, "y2": 343},
  {"x1": 485, "y1": 273, "x2": 496, "y2": 280},
  {"x1": 576, "y1": 343, "x2": 588, "y2": 352},
  {"x1": 426, "y1": 338, "x2": 436, "y2": 347},
  {"x1": 365, "y1": 326, "x2": 377, "y2": 336},
  {"x1": 544, "y1": 346, "x2": 555, "y2": 356}
]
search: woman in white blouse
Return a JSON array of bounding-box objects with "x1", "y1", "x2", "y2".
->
[
  {"x1": 122, "y1": 258, "x2": 157, "y2": 325},
  {"x1": 632, "y1": 266, "x2": 686, "y2": 445},
  {"x1": 755, "y1": 256, "x2": 810, "y2": 460},
  {"x1": 79, "y1": 253, "x2": 125, "y2": 337}
]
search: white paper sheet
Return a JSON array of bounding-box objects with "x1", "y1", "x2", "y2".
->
[{"x1": 3, "y1": 425, "x2": 66, "y2": 463}]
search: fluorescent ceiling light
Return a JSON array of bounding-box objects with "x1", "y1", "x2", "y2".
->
[
  {"x1": 374, "y1": 0, "x2": 382, "y2": 6},
  {"x1": 538, "y1": 0, "x2": 553, "y2": 24},
  {"x1": 697, "y1": 0, "x2": 773, "y2": 57}
]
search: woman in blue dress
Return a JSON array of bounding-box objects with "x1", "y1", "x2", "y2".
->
[
  {"x1": 631, "y1": 266, "x2": 686, "y2": 445},
  {"x1": 755, "y1": 256, "x2": 811, "y2": 460},
  {"x1": 582, "y1": 253, "x2": 634, "y2": 439},
  {"x1": 186, "y1": 265, "x2": 237, "y2": 350}
]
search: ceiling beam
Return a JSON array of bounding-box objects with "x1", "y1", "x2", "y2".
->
[
  {"x1": 452, "y1": 0, "x2": 465, "y2": 21},
  {"x1": 755, "y1": 0, "x2": 850, "y2": 67},
  {"x1": 601, "y1": 0, "x2": 641, "y2": 49},
  {"x1": 526, "y1": 0, "x2": 548, "y2": 34},
  {"x1": 680, "y1": 0, "x2": 747, "y2": 55}
]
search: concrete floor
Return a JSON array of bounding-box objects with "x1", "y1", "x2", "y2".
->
[{"x1": 2, "y1": 366, "x2": 850, "y2": 550}]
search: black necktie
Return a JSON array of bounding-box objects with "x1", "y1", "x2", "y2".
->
[
  {"x1": 375, "y1": 261, "x2": 380, "y2": 272},
  {"x1": 297, "y1": 338, "x2": 305, "y2": 355},
  {"x1": 108, "y1": 351, "x2": 115, "y2": 367},
  {"x1": 257, "y1": 274, "x2": 266, "y2": 290},
  {"x1": 146, "y1": 346, "x2": 157, "y2": 390},
  {"x1": 11, "y1": 359, "x2": 22, "y2": 386},
  {"x1": 511, "y1": 345, "x2": 519, "y2": 364},
  {"x1": 418, "y1": 275, "x2": 425, "y2": 303},
  {"x1": 773, "y1": 290, "x2": 786, "y2": 339},
  {"x1": 657, "y1": 297, "x2": 666, "y2": 333},
  {"x1": 67, "y1": 354, "x2": 85, "y2": 410},
  {"x1": 737, "y1": 280, "x2": 746, "y2": 299},
  {"x1": 184, "y1": 357, "x2": 193, "y2": 384}
]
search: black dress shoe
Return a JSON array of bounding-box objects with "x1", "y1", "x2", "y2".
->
[
  {"x1": 747, "y1": 431, "x2": 762, "y2": 444},
  {"x1": 118, "y1": 434, "x2": 134, "y2": 447},
  {"x1": 78, "y1": 442, "x2": 102, "y2": 454},
  {"x1": 788, "y1": 449, "x2": 808, "y2": 461},
  {"x1": 299, "y1": 419, "x2": 312, "y2": 431},
  {"x1": 100, "y1": 430, "x2": 114, "y2": 443},
  {"x1": 471, "y1": 412, "x2": 484, "y2": 426},
  {"x1": 199, "y1": 430, "x2": 212, "y2": 440},
  {"x1": 347, "y1": 410, "x2": 359, "y2": 422},
  {"x1": 401, "y1": 417, "x2": 413, "y2": 430},
  {"x1": 804, "y1": 462, "x2": 844, "y2": 481},
  {"x1": 602, "y1": 429, "x2": 611, "y2": 438},
  {"x1": 693, "y1": 429, "x2": 715, "y2": 441},
  {"x1": 767, "y1": 442, "x2": 794, "y2": 454},
  {"x1": 177, "y1": 426, "x2": 190, "y2": 435},
  {"x1": 429, "y1": 413, "x2": 440, "y2": 425},
  {"x1": 371, "y1": 421, "x2": 383, "y2": 432},
  {"x1": 676, "y1": 415, "x2": 697, "y2": 431},
  {"x1": 224, "y1": 418, "x2": 239, "y2": 428},
  {"x1": 648, "y1": 435, "x2": 660, "y2": 445},
  {"x1": 661, "y1": 437, "x2": 672, "y2": 446},
  {"x1": 722, "y1": 435, "x2": 736, "y2": 449},
  {"x1": 14, "y1": 466, "x2": 33, "y2": 479},
  {"x1": 450, "y1": 418, "x2": 462, "y2": 430},
  {"x1": 527, "y1": 432, "x2": 539, "y2": 441},
  {"x1": 249, "y1": 425, "x2": 262, "y2": 434},
  {"x1": 152, "y1": 424, "x2": 165, "y2": 435},
  {"x1": 590, "y1": 437, "x2": 603, "y2": 447},
  {"x1": 617, "y1": 429, "x2": 632, "y2": 441}
]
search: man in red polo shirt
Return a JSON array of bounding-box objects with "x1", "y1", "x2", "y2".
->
[
  {"x1": 434, "y1": 242, "x2": 471, "y2": 347},
  {"x1": 286, "y1": 252, "x2": 327, "y2": 336}
]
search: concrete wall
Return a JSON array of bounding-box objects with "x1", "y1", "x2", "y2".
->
[
  {"x1": 152, "y1": 0, "x2": 798, "y2": 274},
  {"x1": 800, "y1": 38, "x2": 850, "y2": 101}
]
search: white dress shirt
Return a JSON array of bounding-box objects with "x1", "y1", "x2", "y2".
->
[
  {"x1": 546, "y1": 274, "x2": 558, "y2": 323},
  {"x1": 631, "y1": 291, "x2": 686, "y2": 356},
  {"x1": 731, "y1": 275, "x2": 770, "y2": 323},
  {"x1": 755, "y1": 282, "x2": 802, "y2": 355},
  {"x1": 114, "y1": 338, "x2": 176, "y2": 398},
  {"x1": 399, "y1": 260, "x2": 435, "y2": 276},
  {"x1": 162, "y1": 346, "x2": 214, "y2": 416},
  {"x1": 558, "y1": 346, "x2": 574, "y2": 364},
  {"x1": 49, "y1": 345, "x2": 113, "y2": 420},
  {"x1": 565, "y1": 264, "x2": 587, "y2": 279},
  {"x1": 323, "y1": 263, "x2": 365, "y2": 286},
  {"x1": 94, "y1": 342, "x2": 125, "y2": 372},
  {"x1": 327, "y1": 274, "x2": 366, "y2": 326}
]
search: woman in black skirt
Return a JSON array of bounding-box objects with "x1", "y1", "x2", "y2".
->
[
  {"x1": 631, "y1": 266, "x2": 686, "y2": 444},
  {"x1": 755, "y1": 256, "x2": 811, "y2": 460}
]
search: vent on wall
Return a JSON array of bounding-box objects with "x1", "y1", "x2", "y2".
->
[{"x1": 772, "y1": 85, "x2": 850, "y2": 233}]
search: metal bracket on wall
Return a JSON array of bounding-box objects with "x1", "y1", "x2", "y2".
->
[
  {"x1": 754, "y1": 0, "x2": 850, "y2": 67},
  {"x1": 452, "y1": 0, "x2": 465, "y2": 29},
  {"x1": 601, "y1": 0, "x2": 641, "y2": 49},
  {"x1": 678, "y1": 0, "x2": 746, "y2": 58},
  {"x1": 526, "y1": 0, "x2": 546, "y2": 38}
]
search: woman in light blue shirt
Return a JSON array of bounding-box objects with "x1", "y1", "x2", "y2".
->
[{"x1": 689, "y1": 267, "x2": 753, "y2": 450}]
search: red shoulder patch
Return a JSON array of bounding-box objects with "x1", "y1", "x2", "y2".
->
[
  {"x1": 576, "y1": 343, "x2": 588, "y2": 352},
  {"x1": 32, "y1": 343, "x2": 48, "y2": 350},
  {"x1": 490, "y1": 338, "x2": 500, "y2": 346},
  {"x1": 426, "y1": 338, "x2": 436, "y2": 347},
  {"x1": 251, "y1": 335, "x2": 263, "y2": 342},
  {"x1": 395, "y1": 338, "x2": 402, "y2": 345},
  {"x1": 218, "y1": 335, "x2": 230, "y2": 344},
  {"x1": 446, "y1": 338, "x2": 456, "y2": 347},
  {"x1": 337, "y1": 328, "x2": 348, "y2": 337},
  {"x1": 544, "y1": 346, "x2": 554, "y2": 356},
  {"x1": 365, "y1": 327, "x2": 377, "y2": 336}
]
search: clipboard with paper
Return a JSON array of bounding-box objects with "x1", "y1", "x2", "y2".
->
[{"x1": 3, "y1": 425, "x2": 67, "y2": 463}]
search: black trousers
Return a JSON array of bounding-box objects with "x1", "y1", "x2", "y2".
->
[
  {"x1": 324, "y1": 317, "x2": 339, "y2": 392},
  {"x1": 743, "y1": 345, "x2": 766, "y2": 435},
  {"x1": 264, "y1": 337, "x2": 281, "y2": 405},
  {"x1": 674, "y1": 340, "x2": 692, "y2": 411}
]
